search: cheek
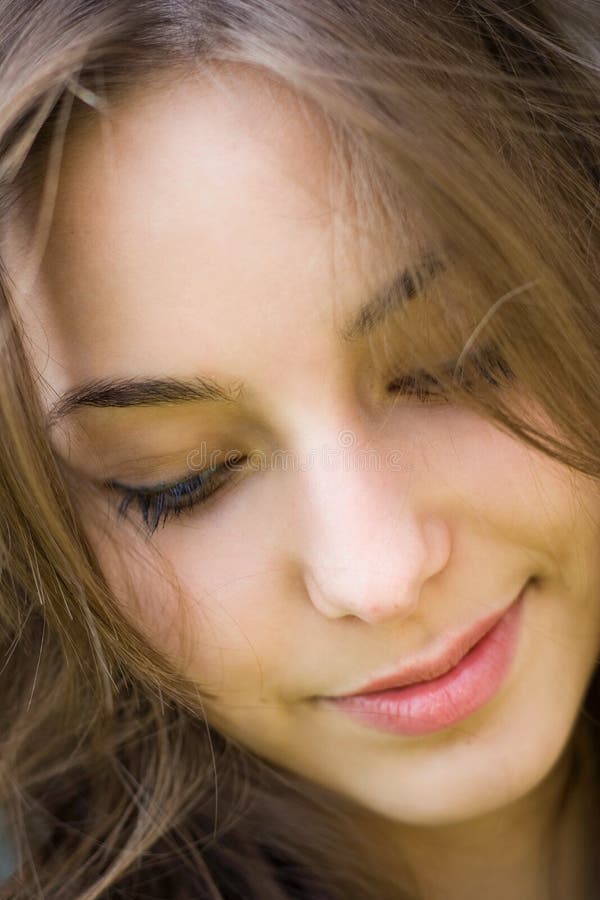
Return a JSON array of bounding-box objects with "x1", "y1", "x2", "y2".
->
[
  {"x1": 85, "y1": 508, "x2": 293, "y2": 695},
  {"x1": 418, "y1": 410, "x2": 594, "y2": 555},
  {"x1": 163, "y1": 521, "x2": 296, "y2": 692},
  {"x1": 85, "y1": 520, "x2": 194, "y2": 659}
]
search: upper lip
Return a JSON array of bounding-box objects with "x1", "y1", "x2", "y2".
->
[{"x1": 325, "y1": 587, "x2": 524, "y2": 698}]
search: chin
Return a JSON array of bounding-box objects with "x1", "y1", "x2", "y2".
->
[{"x1": 326, "y1": 713, "x2": 573, "y2": 828}]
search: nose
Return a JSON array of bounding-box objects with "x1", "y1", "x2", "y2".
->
[{"x1": 296, "y1": 429, "x2": 451, "y2": 624}]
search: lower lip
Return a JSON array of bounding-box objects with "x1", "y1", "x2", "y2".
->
[{"x1": 321, "y1": 591, "x2": 525, "y2": 737}]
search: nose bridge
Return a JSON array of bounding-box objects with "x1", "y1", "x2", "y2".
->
[{"x1": 293, "y1": 423, "x2": 450, "y2": 623}]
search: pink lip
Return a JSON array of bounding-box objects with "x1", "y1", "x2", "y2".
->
[{"x1": 319, "y1": 584, "x2": 527, "y2": 737}]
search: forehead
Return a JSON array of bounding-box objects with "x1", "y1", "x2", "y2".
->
[{"x1": 7, "y1": 67, "x2": 418, "y2": 412}]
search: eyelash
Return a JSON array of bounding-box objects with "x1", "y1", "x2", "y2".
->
[
  {"x1": 110, "y1": 346, "x2": 513, "y2": 536},
  {"x1": 110, "y1": 454, "x2": 247, "y2": 536},
  {"x1": 387, "y1": 345, "x2": 514, "y2": 402}
]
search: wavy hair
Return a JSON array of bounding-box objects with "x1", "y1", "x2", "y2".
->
[{"x1": 1, "y1": 1, "x2": 600, "y2": 897}]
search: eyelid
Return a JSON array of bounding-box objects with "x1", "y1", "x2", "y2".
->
[
  {"x1": 387, "y1": 343, "x2": 513, "y2": 395},
  {"x1": 104, "y1": 464, "x2": 221, "y2": 495},
  {"x1": 103, "y1": 452, "x2": 246, "y2": 494},
  {"x1": 105, "y1": 454, "x2": 247, "y2": 534}
]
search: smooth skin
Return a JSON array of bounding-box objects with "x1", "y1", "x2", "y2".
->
[{"x1": 5, "y1": 66, "x2": 600, "y2": 898}]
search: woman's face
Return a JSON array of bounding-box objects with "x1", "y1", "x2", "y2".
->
[{"x1": 7, "y1": 68, "x2": 600, "y2": 829}]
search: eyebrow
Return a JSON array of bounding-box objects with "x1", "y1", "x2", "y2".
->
[
  {"x1": 338, "y1": 251, "x2": 445, "y2": 341},
  {"x1": 47, "y1": 252, "x2": 445, "y2": 424},
  {"x1": 47, "y1": 375, "x2": 242, "y2": 425}
]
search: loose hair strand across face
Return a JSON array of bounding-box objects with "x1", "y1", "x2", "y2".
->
[{"x1": 1, "y1": 2, "x2": 600, "y2": 898}]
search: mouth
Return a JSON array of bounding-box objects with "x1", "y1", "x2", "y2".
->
[{"x1": 318, "y1": 582, "x2": 528, "y2": 737}]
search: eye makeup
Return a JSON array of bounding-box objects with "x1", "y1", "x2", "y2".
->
[
  {"x1": 105, "y1": 453, "x2": 248, "y2": 535},
  {"x1": 104, "y1": 343, "x2": 514, "y2": 537}
]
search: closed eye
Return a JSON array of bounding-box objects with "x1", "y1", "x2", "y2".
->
[
  {"x1": 387, "y1": 344, "x2": 514, "y2": 402},
  {"x1": 106, "y1": 453, "x2": 248, "y2": 536},
  {"x1": 104, "y1": 346, "x2": 513, "y2": 536}
]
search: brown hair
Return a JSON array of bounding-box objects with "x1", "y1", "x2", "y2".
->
[{"x1": 1, "y1": 1, "x2": 600, "y2": 897}]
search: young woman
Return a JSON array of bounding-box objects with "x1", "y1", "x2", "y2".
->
[{"x1": 1, "y1": 1, "x2": 600, "y2": 897}]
